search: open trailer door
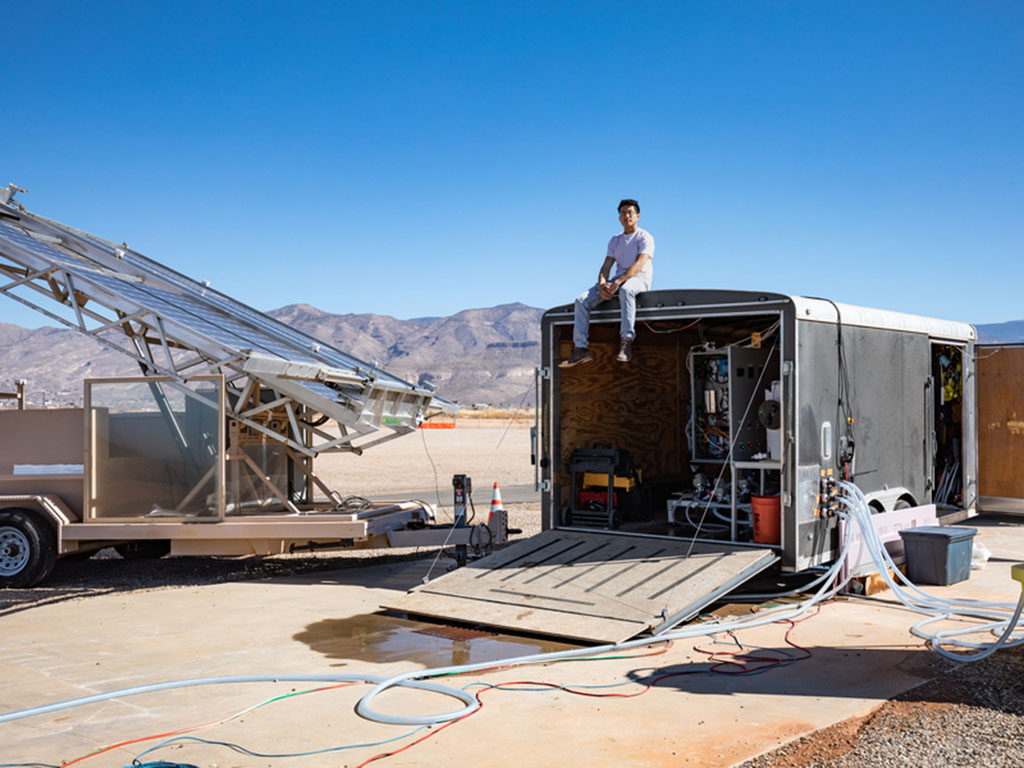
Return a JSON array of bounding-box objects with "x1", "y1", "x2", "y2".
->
[
  {"x1": 384, "y1": 529, "x2": 777, "y2": 643},
  {"x1": 978, "y1": 343, "x2": 1024, "y2": 514}
]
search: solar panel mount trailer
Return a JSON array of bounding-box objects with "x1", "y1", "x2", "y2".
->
[
  {"x1": 536, "y1": 289, "x2": 979, "y2": 572},
  {"x1": 0, "y1": 184, "x2": 504, "y2": 588}
]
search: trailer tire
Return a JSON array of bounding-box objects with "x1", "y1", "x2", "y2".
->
[
  {"x1": 115, "y1": 540, "x2": 171, "y2": 560},
  {"x1": 0, "y1": 508, "x2": 58, "y2": 587}
]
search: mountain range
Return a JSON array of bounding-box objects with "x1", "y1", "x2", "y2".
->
[
  {"x1": 0, "y1": 303, "x2": 545, "y2": 408},
  {"x1": 1, "y1": 303, "x2": 1021, "y2": 408}
]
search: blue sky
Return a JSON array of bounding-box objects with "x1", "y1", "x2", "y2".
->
[{"x1": 3, "y1": 1, "x2": 1022, "y2": 329}]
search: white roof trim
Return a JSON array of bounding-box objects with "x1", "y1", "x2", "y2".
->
[{"x1": 791, "y1": 297, "x2": 976, "y2": 341}]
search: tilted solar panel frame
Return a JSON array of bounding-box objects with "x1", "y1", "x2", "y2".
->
[{"x1": 0, "y1": 194, "x2": 455, "y2": 457}]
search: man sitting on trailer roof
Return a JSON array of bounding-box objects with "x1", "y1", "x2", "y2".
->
[{"x1": 560, "y1": 198, "x2": 654, "y2": 366}]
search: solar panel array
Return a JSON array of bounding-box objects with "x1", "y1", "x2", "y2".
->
[{"x1": 0, "y1": 198, "x2": 453, "y2": 437}]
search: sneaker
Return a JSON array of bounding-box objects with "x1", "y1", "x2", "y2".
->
[
  {"x1": 559, "y1": 346, "x2": 593, "y2": 368},
  {"x1": 616, "y1": 338, "x2": 633, "y2": 363}
]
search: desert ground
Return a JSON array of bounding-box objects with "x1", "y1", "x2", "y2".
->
[
  {"x1": 315, "y1": 418, "x2": 537, "y2": 504},
  {"x1": 4, "y1": 418, "x2": 1024, "y2": 766}
]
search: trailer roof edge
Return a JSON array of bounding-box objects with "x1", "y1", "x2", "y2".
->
[{"x1": 791, "y1": 296, "x2": 976, "y2": 341}]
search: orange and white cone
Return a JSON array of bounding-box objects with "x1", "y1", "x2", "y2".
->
[{"x1": 489, "y1": 481, "x2": 505, "y2": 524}]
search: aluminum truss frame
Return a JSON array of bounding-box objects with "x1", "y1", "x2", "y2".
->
[{"x1": 0, "y1": 186, "x2": 455, "y2": 459}]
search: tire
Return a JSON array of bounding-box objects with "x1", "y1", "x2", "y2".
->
[
  {"x1": 0, "y1": 508, "x2": 58, "y2": 587},
  {"x1": 115, "y1": 540, "x2": 171, "y2": 560}
]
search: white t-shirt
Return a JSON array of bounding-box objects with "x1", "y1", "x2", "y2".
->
[{"x1": 607, "y1": 227, "x2": 655, "y2": 281}]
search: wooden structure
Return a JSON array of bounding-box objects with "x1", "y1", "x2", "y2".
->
[
  {"x1": 0, "y1": 379, "x2": 26, "y2": 409},
  {"x1": 978, "y1": 343, "x2": 1024, "y2": 513}
]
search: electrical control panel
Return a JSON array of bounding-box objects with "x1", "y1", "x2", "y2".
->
[{"x1": 691, "y1": 346, "x2": 775, "y2": 463}]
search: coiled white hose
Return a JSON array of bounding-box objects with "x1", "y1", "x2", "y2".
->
[
  {"x1": 3, "y1": 482, "x2": 1019, "y2": 735},
  {"x1": 2, "y1": 518, "x2": 857, "y2": 730},
  {"x1": 837, "y1": 480, "x2": 1024, "y2": 662}
]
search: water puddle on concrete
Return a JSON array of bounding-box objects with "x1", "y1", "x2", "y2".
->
[{"x1": 295, "y1": 612, "x2": 579, "y2": 668}]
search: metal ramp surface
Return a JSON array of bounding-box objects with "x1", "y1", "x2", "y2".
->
[{"x1": 385, "y1": 530, "x2": 778, "y2": 644}]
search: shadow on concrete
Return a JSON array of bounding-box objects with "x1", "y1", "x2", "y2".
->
[
  {"x1": 0, "y1": 550, "x2": 434, "y2": 616},
  {"x1": 615, "y1": 644, "x2": 942, "y2": 701}
]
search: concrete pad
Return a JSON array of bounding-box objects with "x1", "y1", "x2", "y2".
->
[{"x1": 2, "y1": 517, "x2": 1022, "y2": 767}]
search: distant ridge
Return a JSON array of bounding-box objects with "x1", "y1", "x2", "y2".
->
[
  {"x1": 0, "y1": 303, "x2": 545, "y2": 408},
  {"x1": 976, "y1": 320, "x2": 1024, "y2": 344}
]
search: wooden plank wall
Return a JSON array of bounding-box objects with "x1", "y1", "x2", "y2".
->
[
  {"x1": 978, "y1": 346, "x2": 1024, "y2": 499},
  {"x1": 556, "y1": 324, "x2": 692, "y2": 508}
]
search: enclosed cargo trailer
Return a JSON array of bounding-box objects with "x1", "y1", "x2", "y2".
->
[
  {"x1": 388, "y1": 290, "x2": 984, "y2": 642},
  {"x1": 537, "y1": 289, "x2": 978, "y2": 572}
]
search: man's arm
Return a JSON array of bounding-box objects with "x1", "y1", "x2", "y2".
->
[
  {"x1": 597, "y1": 256, "x2": 617, "y2": 299},
  {"x1": 606, "y1": 252, "x2": 651, "y2": 295}
]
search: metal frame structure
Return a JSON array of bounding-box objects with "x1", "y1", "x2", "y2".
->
[
  {"x1": 0, "y1": 184, "x2": 455, "y2": 467},
  {"x1": 0, "y1": 184, "x2": 513, "y2": 587}
]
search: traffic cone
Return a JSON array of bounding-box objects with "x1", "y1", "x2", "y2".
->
[{"x1": 489, "y1": 481, "x2": 505, "y2": 524}]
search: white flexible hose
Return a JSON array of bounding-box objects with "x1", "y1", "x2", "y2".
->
[
  {"x1": 837, "y1": 480, "x2": 1024, "y2": 661},
  {"x1": 4, "y1": 482, "x2": 1019, "y2": 736},
  {"x1": 0, "y1": 673, "x2": 476, "y2": 725},
  {"x1": 2, "y1": 519, "x2": 858, "y2": 730},
  {"x1": 356, "y1": 515, "x2": 860, "y2": 726}
]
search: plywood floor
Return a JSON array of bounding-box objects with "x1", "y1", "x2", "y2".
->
[{"x1": 385, "y1": 529, "x2": 778, "y2": 643}]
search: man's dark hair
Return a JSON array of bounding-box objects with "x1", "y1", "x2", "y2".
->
[{"x1": 618, "y1": 199, "x2": 640, "y2": 214}]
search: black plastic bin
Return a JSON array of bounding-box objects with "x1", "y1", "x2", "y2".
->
[{"x1": 898, "y1": 526, "x2": 977, "y2": 586}]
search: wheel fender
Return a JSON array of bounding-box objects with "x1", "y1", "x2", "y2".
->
[
  {"x1": 862, "y1": 487, "x2": 915, "y2": 514},
  {"x1": 0, "y1": 494, "x2": 74, "y2": 550}
]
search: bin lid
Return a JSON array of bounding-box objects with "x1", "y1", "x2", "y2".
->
[{"x1": 898, "y1": 525, "x2": 977, "y2": 543}]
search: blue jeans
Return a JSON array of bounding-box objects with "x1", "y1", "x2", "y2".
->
[{"x1": 573, "y1": 274, "x2": 651, "y2": 348}]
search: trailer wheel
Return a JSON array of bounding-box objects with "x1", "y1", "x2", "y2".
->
[
  {"x1": 0, "y1": 509, "x2": 58, "y2": 587},
  {"x1": 115, "y1": 540, "x2": 171, "y2": 560}
]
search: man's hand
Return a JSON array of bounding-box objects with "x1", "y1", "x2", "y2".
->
[{"x1": 599, "y1": 279, "x2": 618, "y2": 300}]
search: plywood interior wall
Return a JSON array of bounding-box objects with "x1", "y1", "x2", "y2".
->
[
  {"x1": 978, "y1": 346, "x2": 1024, "y2": 499},
  {"x1": 556, "y1": 323, "x2": 692, "y2": 509}
]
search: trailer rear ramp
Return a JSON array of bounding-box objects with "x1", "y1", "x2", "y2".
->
[{"x1": 385, "y1": 530, "x2": 778, "y2": 643}]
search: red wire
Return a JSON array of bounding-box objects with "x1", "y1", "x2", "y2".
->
[
  {"x1": 352, "y1": 643, "x2": 675, "y2": 767},
  {"x1": 694, "y1": 612, "x2": 816, "y2": 674},
  {"x1": 352, "y1": 689, "x2": 488, "y2": 768},
  {"x1": 60, "y1": 682, "x2": 360, "y2": 767},
  {"x1": 358, "y1": 616, "x2": 817, "y2": 765}
]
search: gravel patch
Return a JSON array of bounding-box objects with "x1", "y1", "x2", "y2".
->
[{"x1": 740, "y1": 645, "x2": 1024, "y2": 767}]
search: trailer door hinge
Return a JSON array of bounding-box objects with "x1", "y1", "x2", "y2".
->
[
  {"x1": 782, "y1": 361, "x2": 793, "y2": 376},
  {"x1": 538, "y1": 479, "x2": 551, "y2": 492},
  {"x1": 536, "y1": 366, "x2": 551, "y2": 380}
]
